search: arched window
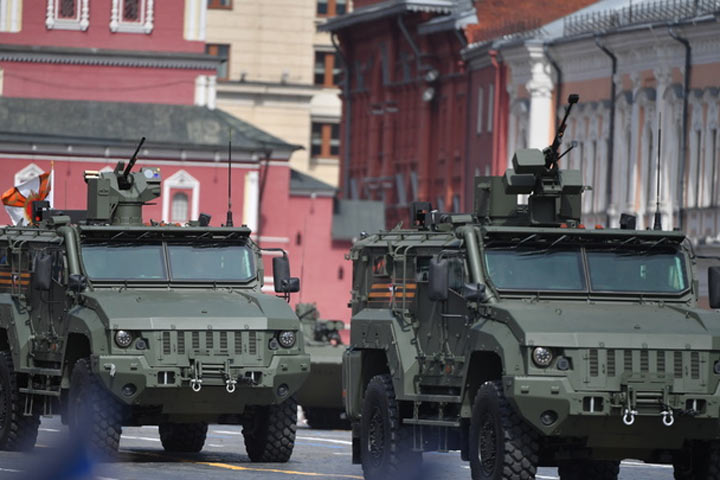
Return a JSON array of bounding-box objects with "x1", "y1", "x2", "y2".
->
[{"x1": 171, "y1": 192, "x2": 189, "y2": 223}]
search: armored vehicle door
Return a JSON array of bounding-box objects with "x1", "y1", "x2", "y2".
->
[{"x1": 22, "y1": 241, "x2": 69, "y2": 363}]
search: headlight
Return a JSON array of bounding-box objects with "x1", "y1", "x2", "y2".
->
[
  {"x1": 114, "y1": 330, "x2": 133, "y2": 348},
  {"x1": 532, "y1": 347, "x2": 553, "y2": 367},
  {"x1": 277, "y1": 331, "x2": 296, "y2": 348}
]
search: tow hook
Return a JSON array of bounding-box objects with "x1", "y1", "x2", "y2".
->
[
  {"x1": 190, "y1": 378, "x2": 202, "y2": 392},
  {"x1": 661, "y1": 409, "x2": 675, "y2": 427},
  {"x1": 225, "y1": 378, "x2": 237, "y2": 393},
  {"x1": 622, "y1": 408, "x2": 638, "y2": 426}
]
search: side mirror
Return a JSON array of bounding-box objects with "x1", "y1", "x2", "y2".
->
[
  {"x1": 68, "y1": 274, "x2": 87, "y2": 293},
  {"x1": 709, "y1": 267, "x2": 720, "y2": 309},
  {"x1": 273, "y1": 256, "x2": 300, "y2": 293},
  {"x1": 429, "y1": 256, "x2": 449, "y2": 301},
  {"x1": 32, "y1": 253, "x2": 53, "y2": 291}
]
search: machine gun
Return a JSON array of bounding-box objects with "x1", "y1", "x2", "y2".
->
[
  {"x1": 84, "y1": 137, "x2": 162, "y2": 225},
  {"x1": 474, "y1": 94, "x2": 585, "y2": 227}
]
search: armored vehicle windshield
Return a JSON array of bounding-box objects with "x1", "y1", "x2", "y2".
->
[
  {"x1": 484, "y1": 246, "x2": 688, "y2": 295},
  {"x1": 81, "y1": 242, "x2": 256, "y2": 283}
]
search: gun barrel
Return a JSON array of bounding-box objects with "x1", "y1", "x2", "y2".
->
[{"x1": 123, "y1": 136, "x2": 146, "y2": 178}]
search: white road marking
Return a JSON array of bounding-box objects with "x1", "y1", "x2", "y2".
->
[
  {"x1": 296, "y1": 436, "x2": 353, "y2": 446},
  {"x1": 333, "y1": 452, "x2": 352, "y2": 456},
  {"x1": 39, "y1": 428, "x2": 61, "y2": 433},
  {"x1": 536, "y1": 476, "x2": 560, "y2": 480},
  {"x1": 621, "y1": 460, "x2": 672, "y2": 469},
  {"x1": 212, "y1": 430, "x2": 243, "y2": 435},
  {"x1": 121, "y1": 435, "x2": 161, "y2": 442},
  {"x1": 0, "y1": 468, "x2": 21, "y2": 473},
  {"x1": 207, "y1": 443, "x2": 224, "y2": 448}
]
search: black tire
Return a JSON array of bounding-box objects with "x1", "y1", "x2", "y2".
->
[
  {"x1": 304, "y1": 407, "x2": 351, "y2": 430},
  {"x1": 468, "y1": 380, "x2": 539, "y2": 480},
  {"x1": 0, "y1": 352, "x2": 39, "y2": 451},
  {"x1": 159, "y1": 422, "x2": 208, "y2": 453},
  {"x1": 360, "y1": 374, "x2": 421, "y2": 480},
  {"x1": 558, "y1": 459, "x2": 620, "y2": 480},
  {"x1": 68, "y1": 358, "x2": 123, "y2": 458},
  {"x1": 243, "y1": 396, "x2": 297, "y2": 462},
  {"x1": 688, "y1": 441, "x2": 720, "y2": 480}
]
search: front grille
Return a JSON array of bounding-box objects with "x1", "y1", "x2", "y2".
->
[
  {"x1": 235, "y1": 332, "x2": 242, "y2": 354},
  {"x1": 249, "y1": 331, "x2": 257, "y2": 355},
  {"x1": 192, "y1": 331, "x2": 200, "y2": 350},
  {"x1": 692, "y1": 352, "x2": 700, "y2": 379},
  {"x1": 206, "y1": 331, "x2": 214, "y2": 350},
  {"x1": 657, "y1": 351, "x2": 665, "y2": 373},
  {"x1": 163, "y1": 332, "x2": 171, "y2": 355},
  {"x1": 640, "y1": 350, "x2": 649, "y2": 373},
  {"x1": 624, "y1": 350, "x2": 632, "y2": 372},
  {"x1": 178, "y1": 332, "x2": 185, "y2": 354},
  {"x1": 220, "y1": 331, "x2": 228, "y2": 351},
  {"x1": 607, "y1": 349, "x2": 616, "y2": 376},
  {"x1": 589, "y1": 349, "x2": 599, "y2": 377},
  {"x1": 675, "y1": 352, "x2": 683, "y2": 378}
]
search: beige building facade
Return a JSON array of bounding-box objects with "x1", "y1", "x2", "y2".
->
[{"x1": 205, "y1": 0, "x2": 347, "y2": 187}]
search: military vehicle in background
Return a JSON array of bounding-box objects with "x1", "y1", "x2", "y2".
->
[
  {"x1": 294, "y1": 303, "x2": 349, "y2": 429},
  {"x1": 344, "y1": 96, "x2": 720, "y2": 480},
  {"x1": 0, "y1": 139, "x2": 309, "y2": 461}
]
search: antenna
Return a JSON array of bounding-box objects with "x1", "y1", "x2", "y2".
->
[
  {"x1": 226, "y1": 135, "x2": 234, "y2": 227},
  {"x1": 653, "y1": 112, "x2": 662, "y2": 231}
]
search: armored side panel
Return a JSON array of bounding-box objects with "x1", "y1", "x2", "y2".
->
[
  {"x1": 86, "y1": 177, "x2": 112, "y2": 222},
  {"x1": 474, "y1": 177, "x2": 519, "y2": 224}
]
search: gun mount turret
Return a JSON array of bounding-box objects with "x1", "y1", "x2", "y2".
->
[
  {"x1": 475, "y1": 94, "x2": 585, "y2": 227},
  {"x1": 83, "y1": 137, "x2": 161, "y2": 225}
]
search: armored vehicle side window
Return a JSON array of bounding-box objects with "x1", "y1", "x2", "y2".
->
[
  {"x1": 484, "y1": 249, "x2": 585, "y2": 291},
  {"x1": 587, "y1": 251, "x2": 688, "y2": 293},
  {"x1": 82, "y1": 244, "x2": 167, "y2": 280},
  {"x1": 168, "y1": 244, "x2": 255, "y2": 282}
]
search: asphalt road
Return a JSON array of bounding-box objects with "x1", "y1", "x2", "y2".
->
[{"x1": 0, "y1": 416, "x2": 675, "y2": 480}]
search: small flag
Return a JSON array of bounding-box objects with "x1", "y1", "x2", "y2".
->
[{"x1": 1, "y1": 172, "x2": 52, "y2": 225}]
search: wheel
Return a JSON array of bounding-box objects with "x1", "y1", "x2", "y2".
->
[
  {"x1": 558, "y1": 459, "x2": 620, "y2": 480},
  {"x1": 468, "y1": 380, "x2": 539, "y2": 480},
  {"x1": 686, "y1": 441, "x2": 720, "y2": 480},
  {"x1": 0, "y1": 352, "x2": 39, "y2": 451},
  {"x1": 359, "y1": 374, "x2": 421, "y2": 480},
  {"x1": 304, "y1": 407, "x2": 351, "y2": 430},
  {"x1": 243, "y1": 396, "x2": 297, "y2": 462},
  {"x1": 68, "y1": 358, "x2": 123, "y2": 458},
  {"x1": 159, "y1": 422, "x2": 208, "y2": 453}
]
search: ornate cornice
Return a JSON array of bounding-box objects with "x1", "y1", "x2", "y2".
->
[{"x1": 0, "y1": 45, "x2": 220, "y2": 70}]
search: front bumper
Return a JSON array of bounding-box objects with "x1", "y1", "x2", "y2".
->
[
  {"x1": 92, "y1": 353, "x2": 310, "y2": 412},
  {"x1": 505, "y1": 375, "x2": 720, "y2": 446}
]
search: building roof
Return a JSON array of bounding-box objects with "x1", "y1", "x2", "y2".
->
[
  {"x1": 290, "y1": 169, "x2": 337, "y2": 197},
  {"x1": 319, "y1": 0, "x2": 476, "y2": 33},
  {"x1": 0, "y1": 97, "x2": 297, "y2": 154},
  {"x1": 332, "y1": 199, "x2": 386, "y2": 241}
]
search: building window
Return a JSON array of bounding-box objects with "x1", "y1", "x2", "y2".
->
[
  {"x1": 487, "y1": 85, "x2": 495, "y2": 133},
  {"x1": 109, "y1": 0, "x2": 154, "y2": 34},
  {"x1": 317, "y1": 0, "x2": 346, "y2": 17},
  {"x1": 338, "y1": 266, "x2": 344, "y2": 280},
  {"x1": 314, "y1": 51, "x2": 341, "y2": 87},
  {"x1": 310, "y1": 122, "x2": 340, "y2": 158},
  {"x1": 46, "y1": 0, "x2": 89, "y2": 31},
  {"x1": 711, "y1": 129, "x2": 718, "y2": 206},
  {"x1": 208, "y1": 0, "x2": 232, "y2": 8},
  {"x1": 206, "y1": 44, "x2": 230, "y2": 80},
  {"x1": 171, "y1": 192, "x2": 189, "y2": 223},
  {"x1": 296, "y1": 232, "x2": 302, "y2": 245},
  {"x1": 476, "y1": 87, "x2": 483, "y2": 134}
]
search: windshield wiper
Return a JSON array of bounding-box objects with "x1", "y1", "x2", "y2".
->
[{"x1": 517, "y1": 235, "x2": 569, "y2": 256}]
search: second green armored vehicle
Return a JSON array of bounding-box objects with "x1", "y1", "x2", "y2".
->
[
  {"x1": 0, "y1": 143, "x2": 309, "y2": 460},
  {"x1": 294, "y1": 303, "x2": 349, "y2": 429},
  {"x1": 344, "y1": 96, "x2": 720, "y2": 480}
]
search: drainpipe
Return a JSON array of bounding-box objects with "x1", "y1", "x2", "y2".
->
[
  {"x1": 463, "y1": 51, "x2": 473, "y2": 210},
  {"x1": 489, "y1": 49, "x2": 502, "y2": 175},
  {"x1": 595, "y1": 36, "x2": 617, "y2": 227},
  {"x1": 669, "y1": 26, "x2": 691, "y2": 231},
  {"x1": 332, "y1": 33, "x2": 352, "y2": 198},
  {"x1": 398, "y1": 15, "x2": 426, "y2": 74},
  {"x1": 543, "y1": 44, "x2": 563, "y2": 132}
]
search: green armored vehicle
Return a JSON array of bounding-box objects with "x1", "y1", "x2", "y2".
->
[
  {"x1": 0, "y1": 143, "x2": 309, "y2": 460},
  {"x1": 344, "y1": 96, "x2": 720, "y2": 480},
  {"x1": 294, "y1": 303, "x2": 349, "y2": 429}
]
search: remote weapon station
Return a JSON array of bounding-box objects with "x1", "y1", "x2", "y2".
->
[
  {"x1": 0, "y1": 139, "x2": 308, "y2": 460},
  {"x1": 345, "y1": 96, "x2": 720, "y2": 480}
]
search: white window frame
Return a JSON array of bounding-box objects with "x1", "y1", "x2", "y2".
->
[
  {"x1": 110, "y1": 0, "x2": 154, "y2": 34},
  {"x1": 45, "y1": 0, "x2": 89, "y2": 31},
  {"x1": 0, "y1": 0, "x2": 22, "y2": 33},
  {"x1": 171, "y1": 191, "x2": 189, "y2": 223},
  {"x1": 162, "y1": 170, "x2": 199, "y2": 223}
]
